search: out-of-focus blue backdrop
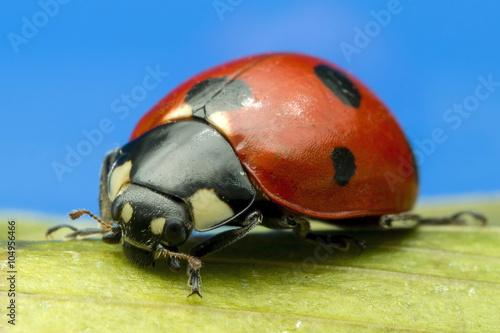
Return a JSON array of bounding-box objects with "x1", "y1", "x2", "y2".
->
[{"x1": 1, "y1": 1, "x2": 499, "y2": 215}]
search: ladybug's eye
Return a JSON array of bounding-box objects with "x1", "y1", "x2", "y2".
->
[{"x1": 162, "y1": 218, "x2": 189, "y2": 247}]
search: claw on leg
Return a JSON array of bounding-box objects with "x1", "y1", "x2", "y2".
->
[
  {"x1": 187, "y1": 266, "x2": 202, "y2": 298},
  {"x1": 167, "y1": 255, "x2": 181, "y2": 273},
  {"x1": 156, "y1": 245, "x2": 203, "y2": 297}
]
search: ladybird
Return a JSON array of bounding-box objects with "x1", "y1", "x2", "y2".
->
[{"x1": 47, "y1": 53, "x2": 486, "y2": 297}]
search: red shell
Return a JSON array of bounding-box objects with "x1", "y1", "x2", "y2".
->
[{"x1": 131, "y1": 53, "x2": 418, "y2": 219}]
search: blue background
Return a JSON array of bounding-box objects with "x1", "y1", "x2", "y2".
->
[{"x1": 1, "y1": 0, "x2": 499, "y2": 216}]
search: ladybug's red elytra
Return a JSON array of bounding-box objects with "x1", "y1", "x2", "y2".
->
[{"x1": 47, "y1": 53, "x2": 486, "y2": 297}]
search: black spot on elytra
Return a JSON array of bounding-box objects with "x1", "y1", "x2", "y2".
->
[
  {"x1": 185, "y1": 77, "x2": 252, "y2": 118},
  {"x1": 314, "y1": 65, "x2": 361, "y2": 108},
  {"x1": 331, "y1": 147, "x2": 356, "y2": 186},
  {"x1": 206, "y1": 79, "x2": 252, "y2": 116},
  {"x1": 185, "y1": 77, "x2": 228, "y2": 115}
]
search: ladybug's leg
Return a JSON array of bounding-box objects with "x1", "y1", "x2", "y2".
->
[
  {"x1": 186, "y1": 210, "x2": 263, "y2": 297},
  {"x1": 293, "y1": 218, "x2": 366, "y2": 253},
  {"x1": 381, "y1": 211, "x2": 487, "y2": 228},
  {"x1": 45, "y1": 210, "x2": 122, "y2": 244},
  {"x1": 46, "y1": 224, "x2": 105, "y2": 240},
  {"x1": 45, "y1": 224, "x2": 122, "y2": 244},
  {"x1": 256, "y1": 201, "x2": 366, "y2": 253},
  {"x1": 189, "y1": 211, "x2": 263, "y2": 257}
]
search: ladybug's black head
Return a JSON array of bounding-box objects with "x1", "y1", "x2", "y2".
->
[{"x1": 110, "y1": 183, "x2": 193, "y2": 266}]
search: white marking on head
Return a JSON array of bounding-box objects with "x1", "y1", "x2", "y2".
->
[
  {"x1": 208, "y1": 111, "x2": 231, "y2": 135},
  {"x1": 109, "y1": 160, "x2": 132, "y2": 201},
  {"x1": 150, "y1": 217, "x2": 166, "y2": 235},
  {"x1": 187, "y1": 188, "x2": 234, "y2": 231},
  {"x1": 165, "y1": 102, "x2": 193, "y2": 120},
  {"x1": 121, "y1": 202, "x2": 133, "y2": 223}
]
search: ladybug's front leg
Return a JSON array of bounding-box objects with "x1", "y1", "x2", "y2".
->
[
  {"x1": 45, "y1": 223, "x2": 121, "y2": 244},
  {"x1": 46, "y1": 209, "x2": 122, "y2": 244},
  {"x1": 185, "y1": 210, "x2": 263, "y2": 297},
  {"x1": 187, "y1": 266, "x2": 202, "y2": 298},
  {"x1": 45, "y1": 224, "x2": 106, "y2": 241}
]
